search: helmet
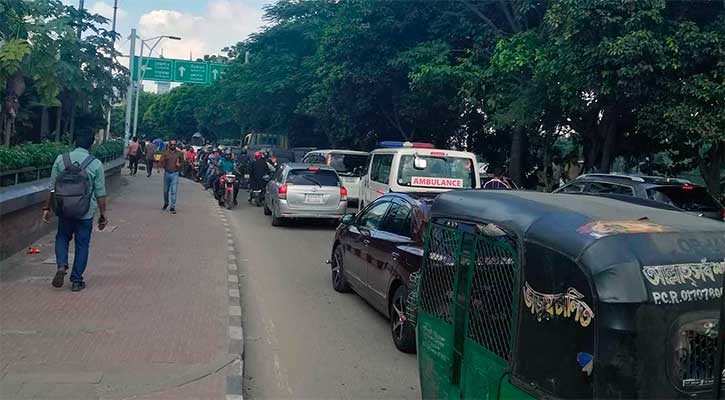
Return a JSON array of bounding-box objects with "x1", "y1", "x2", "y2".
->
[{"x1": 254, "y1": 151, "x2": 263, "y2": 160}]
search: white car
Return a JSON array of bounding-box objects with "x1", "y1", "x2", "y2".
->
[
  {"x1": 302, "y1": 149, "x2": 369, "y2": 203},
  {"x1": 358, "y1": 142, "x2": 481, "y2": 208}
]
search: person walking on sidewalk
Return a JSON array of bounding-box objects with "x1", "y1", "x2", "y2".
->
[
  {"x1": 161, "y1": 139, "x2": 184, "y2": 214},
  {"x1": 144, "y1": 139, "x2": 156, "y2": 177},
  {"x1": 42, "y1": 132, "x2": 107, "y2": 292},
  {"x1": 127, "y1": 137, "x2": 141, "y2": 175}
]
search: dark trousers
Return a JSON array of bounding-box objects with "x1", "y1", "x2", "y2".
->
[
  {"x1": 129, "y1": 155, "x2": 140, "y2": 175},
  {"x1": 145, "y1": 158, "x2": 154, "y2": 176},
  {"x1": 55, "y1": 218, "x2": 94, "y2": 283}
]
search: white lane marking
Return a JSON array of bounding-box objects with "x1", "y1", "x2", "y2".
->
[
  {"x1": 273, "y1": 354, "x2": 294, "y2": 395},
  {"x1": 228, "y1": 275, "x2": 238, "y2": 283},
  {"x1": 229, "y1": 288, "x2": 240, "y2": 298},
  {"x1": 227, "y1": 239, "x2": 234, "y2": 246},
  {"x1": 228, "y1": 263, "x2": 237, "y2": 271},
  {"x1": 228, "y1": 245, "x2": 235, "y2": 252},
  {"x1": 228, "y1": 254, "x2": 237, "y2": 262},
  {"x1": 226, "y1": 395, "x2": 243, "y2": 400},
  {"x1": 229, "y1": 306, "x2": 242, "y2": 316},
  {"x1": 229, "y1": 326, "x2": 243, "y2": 340}
]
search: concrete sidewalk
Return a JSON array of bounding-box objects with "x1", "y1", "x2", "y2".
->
[{"x1": 0, "y1": 171, "x2": 241, "y2": 399}]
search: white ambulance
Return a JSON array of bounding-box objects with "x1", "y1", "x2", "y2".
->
[{"x1": 358, "y1": 141, "x2": 481, "y2": 208}]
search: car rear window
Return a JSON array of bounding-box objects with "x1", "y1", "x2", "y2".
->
[
  {"x1": 397, "y1": 155, "x2": 476, "y2": 189},
  {"x1": 328, "y1": 154, "x2": 368, "y2": 176},
  {"x1": 286, "y1": 169, "x2": 340, "y2": 186},
  {"x1": 647, "y1": 186, "x2": 721, "y2": 212}
]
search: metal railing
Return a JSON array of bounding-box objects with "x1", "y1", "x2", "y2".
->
[{"x1": 0, "y1": 154, "x2": 122, "y2": 188}]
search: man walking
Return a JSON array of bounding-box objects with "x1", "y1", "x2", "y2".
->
[
  {"x1": 43, "y1": 132, "x2": 107, "y2": 292},
  {"x1": 160, "y1": 139, "x2": 184, "y2": 214},
  {"x1": 127, "y1": 137, "x2": 141, "y2": 175},
  {"x1": 144, "y1": 139, "x2": 156, "y2": 177}
]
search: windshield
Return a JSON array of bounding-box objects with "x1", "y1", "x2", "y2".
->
[
  {"x1": 286, "y1": 169, "x2": 340, "y2": 186},
  {"x1": 328, "y1": 153, "x2": 368, "y2": 176},
  {"x1": 647, "y1": 186, "x2": 721, "y2": 212},
  {"x1": 397, "y1": 155, "x2": 476, "y2": 189}
]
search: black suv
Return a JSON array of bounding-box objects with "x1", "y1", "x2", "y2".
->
[{"x1": 555, "y1": 174, "x2": 725, "y2": 221}]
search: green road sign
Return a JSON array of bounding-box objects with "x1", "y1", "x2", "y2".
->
[
  {"x1": 132, "y1": 57, "x2": 228, "y2": 84},
  {"x1": 174, "y1": 60, "x2": 208, "y2": 84},
  {"x1": 132, "y1": 57, "x2": 173, "y2": 82},
  {"x1": 208, "y1": 63, "x2": 227, "y2": 82}
]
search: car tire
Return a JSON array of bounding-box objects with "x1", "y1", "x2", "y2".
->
[
  {"x1": 271, "y1": 207, "x2": 284, "y2": 226},
  {"x1": 390, "y1": 285, "x2": 416, "y2": 354},
  {"x1": 263, "y1": 202, "x2": 272, "y2": 216},
  {"x1": 331, "y1": 246, "x2": 351, "y2": 293}
]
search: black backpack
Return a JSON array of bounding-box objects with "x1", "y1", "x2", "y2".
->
[{"x1": 53, "y1": 153, "x2": 96, "y2": 219}]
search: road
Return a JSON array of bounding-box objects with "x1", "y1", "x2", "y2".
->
[{"x1": 227, "y1": 200, "x2": 419, "y2": 399}]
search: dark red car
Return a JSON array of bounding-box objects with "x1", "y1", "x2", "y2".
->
[{"x1": 330, "y1": 193, "x2": 432, "y2": 353}]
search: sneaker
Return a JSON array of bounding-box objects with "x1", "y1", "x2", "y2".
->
[
  {"x1": 71, "y1": 281, "x2": 86, "y2": 292},
  {"x1": 52, "y1": 267, "x2": 68, "y2": 288},
  {"x1": 170, "y1": 208, "x2": 177, "y2": 214},
  {"x1": 162, "y1": 204, "x2": 169, "y2": 211}
]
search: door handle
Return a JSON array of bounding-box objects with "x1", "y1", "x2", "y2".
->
[
  {"x1": 391, "y1": 252, "x2": 400, "y2": 260},
  {"x1": 362, "y1": 239, "x2": 371, "y2": 246}
]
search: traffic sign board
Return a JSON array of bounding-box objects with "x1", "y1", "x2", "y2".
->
[
  {"x1": 132, "y1": 57, "x2": 173, "y2": 82},
  {"x1": 208, "y1": 63, "x2": 227, "y2": 82},
  {"x1": 132, "y1": 56, "x2": 227, "y2": 85},
  {"x1": 174, "y1": 60, "x2": 208, "y2": 84}
]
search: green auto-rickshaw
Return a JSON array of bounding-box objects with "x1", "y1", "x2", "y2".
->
[{"x1": 411, "y1": 190, "x2": 725, "y2": 399}]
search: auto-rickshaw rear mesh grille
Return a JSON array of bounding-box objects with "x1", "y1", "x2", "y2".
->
[
  {"x1": 419, "y1": 225, "x2": 461, "y2": 324},
  {"x1": 675, "y1": 324, "x2": 720, "y2": 391},
  {"x1": 466, "y1": 237, "x2": 517, "y2": 360}
]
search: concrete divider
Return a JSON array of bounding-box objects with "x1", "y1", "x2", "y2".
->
[{"x1": 0, "y1": 158, "x2": 126, "y2": 260}]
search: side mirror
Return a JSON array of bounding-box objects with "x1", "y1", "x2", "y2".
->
[
  {"x1": 341, "y1": 214, "x2": 355, "y2": 225},
  {"x1": 414, "y1": 155, "x2": 427, "y2": 170}
]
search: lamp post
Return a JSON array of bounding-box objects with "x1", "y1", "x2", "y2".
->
[{"x1": 131, "y1": 34, "x2": 181, "y2": 139}]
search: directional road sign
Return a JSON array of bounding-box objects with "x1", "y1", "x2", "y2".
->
[
  {"x1": 132, "y1": 56, "x2": 227, "y2": 85},
  {"x1": 132, "y1": 57, "x2": 173, "y2": 82}
]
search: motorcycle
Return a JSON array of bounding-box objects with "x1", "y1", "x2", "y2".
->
[
  {"x1": 252, "y1": 174, "x2": 271, "y2": 207},
  {"x1": 216, "y1": 173, "x2": 237, "y2": 209}
]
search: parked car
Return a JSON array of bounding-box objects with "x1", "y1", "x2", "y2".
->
[
  {"x1": 264, "y1": 164, "x2": 348, "y2": 226},
  {"x1": 302, "y1": 149, "x2": 370, "y2": 204},
  {"x1": 330, "y1": 193, "x2": 433, "y2": 353},
  {"x1": 555, "y1": 174, "x2": 725, "y2": 221},
  {"x1": 359, "y1": 142, "x2": 481, "y2": 208}
]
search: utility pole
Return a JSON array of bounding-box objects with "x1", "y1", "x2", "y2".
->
[
  {"x1": 103, "y1": 0, "x2": 118, "y2": 143},
  {"x1": 132, "y1": 41, "x2": 145, "y2": 137},
  {"x1": 77, "y1": 0, "x2": 85, "y2": 38},
  {"x1": 123, "y1": 28, "x2": 136, "y2": 146}
]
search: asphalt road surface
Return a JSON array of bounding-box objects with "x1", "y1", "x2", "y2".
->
[{"x1": 227, "y1": 200, "x2": 419, "y2": 399}]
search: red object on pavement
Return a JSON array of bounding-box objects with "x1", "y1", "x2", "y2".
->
[{"x1": 26, "y1": 247, "x2": 40, "y2": 254}]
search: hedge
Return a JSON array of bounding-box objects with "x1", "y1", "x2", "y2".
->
[{"x1": 0, "y1": 141, "x2": 125, "y2": 172}]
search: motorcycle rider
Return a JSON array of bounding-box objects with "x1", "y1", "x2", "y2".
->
[
  {"x1": 248, "y1": 151, "x2": 270, "y2": 203},
  {"x1": 215, "y1": 150, "x2": 240, "y2": 206}
]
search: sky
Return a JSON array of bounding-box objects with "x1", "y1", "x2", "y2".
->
[{"x1": 63, "y1": 0, "x2": 269, "y2": 89}]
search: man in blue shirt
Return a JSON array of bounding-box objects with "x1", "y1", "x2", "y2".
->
[{"x1": 43, "y1": 132, "x2": 107, "y2": 292}]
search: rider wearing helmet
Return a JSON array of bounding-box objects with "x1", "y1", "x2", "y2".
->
[
  {"x1": 214, "y1": 150, "x2": 240, "y2": 205},
  {"x1": 249, "y1": 151, "x2": 270, "y2": 202}
]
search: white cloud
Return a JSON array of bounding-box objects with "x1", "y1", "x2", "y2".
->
[
  {"x1": 137, "y1": 1, "x2": 264, "y2": 60},
  {"x1": 89, "y1": 1, "x2": 128, "y2": 21}
]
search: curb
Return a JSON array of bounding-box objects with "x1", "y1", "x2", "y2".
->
[{"x1": 216, "y1": 205, "x2": 245, "y2": 400}]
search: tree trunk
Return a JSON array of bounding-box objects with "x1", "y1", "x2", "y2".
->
[
  {"x1": 69, "y1": 105, "x2": 77, "y2": 143},
  {"x1": 2, "y1": 72, "x2": 26, "y2": 146},
  {"x1": 40, "y1": 106, "x2": 50, "y2": 138},
  {"x1": 54, "y1": 106, "x2": 62, "y2": 141},
  {"x1": 598, "y1": 112, "x2": 618, "y2": 173},
  {"x1": 509, "y1": 126, "x2": 525, "y2": 185},
  {"x1": 699, "y1": 141, "x2": 723, "y2": 198}
]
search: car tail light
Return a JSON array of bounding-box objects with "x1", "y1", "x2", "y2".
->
[
  {"x1": 430, "y1": 151, "x2": 446, "y2": 156},
  {"x1": 721, "y1": 208, "x2": 725, "y2": 220},
  {"x1": 308, "y1": 167, "x2": 320, "y2": 171},
  {"x1": 682, "y1": 185, "x2": 694, "y2": 190},
  {"x1": 278, "y1": 184, "x2": 288, "y2": 200},
  {"x1": 340, "y1": 186, "x2": 348, "y2": 201}
]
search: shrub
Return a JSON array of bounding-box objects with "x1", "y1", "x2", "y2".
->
[{"x1": 0, "y1": 140, "x2": 124, "y2": 172}]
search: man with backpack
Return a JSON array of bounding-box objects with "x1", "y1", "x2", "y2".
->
[{"x1": 42, "y1": 132, "x2": 107, "y2": 292}]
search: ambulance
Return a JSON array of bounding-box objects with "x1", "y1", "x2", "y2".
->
[{"x1": 358, "y1": 141, "x2": 481, "y2": 208}]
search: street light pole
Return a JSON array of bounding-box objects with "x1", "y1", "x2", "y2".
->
[
  {"x1": 123, "y1": 28, "x2": 136, "y2": 146},
  {"x1": 131, "y1": 35, "x2": 181, "y2": 138},
  {"x1": 103, "y1": 0, "x2": 118, "y2": 143}
]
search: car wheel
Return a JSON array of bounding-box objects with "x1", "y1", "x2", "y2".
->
[
  {"x1": 263, "y1": 201, "x2": 272, "y2": 216},
  {"x1": 390, "y1": 285, "x2": 416, "y2": 353},
  {"x1": 271, "y1": 206, "x2": 284, "y2": 226},
  {"x1": 331, "y1": 246, "x2": 351, "y2": 293}
]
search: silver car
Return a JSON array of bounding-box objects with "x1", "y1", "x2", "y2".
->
[{"x1": 264, "y1": 164, "x2": 348, "y2": 226}]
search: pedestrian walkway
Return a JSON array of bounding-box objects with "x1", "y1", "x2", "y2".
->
[{"x1": 0, "y1": 171, "x2": 238, "y2": 399}]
